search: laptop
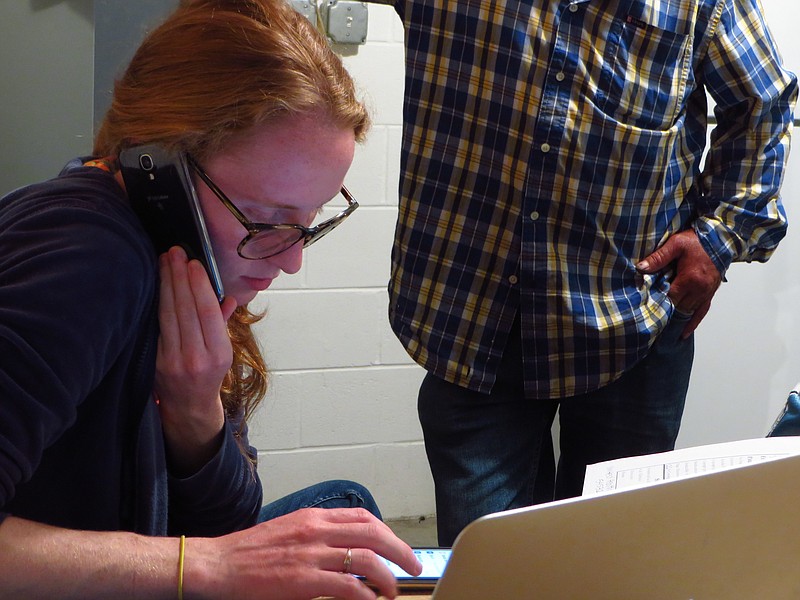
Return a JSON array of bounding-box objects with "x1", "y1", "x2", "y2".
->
[{"x1": 429, "y1": 453, "x2": 800, "y2": 599}]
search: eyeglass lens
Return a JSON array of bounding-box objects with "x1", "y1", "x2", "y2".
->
[
  {"x1": 239, "y1": 197, "x2": 351, "y2": 259},
  {"x1": 240, "y1": 228, "x2": 306, "y2": 259}
]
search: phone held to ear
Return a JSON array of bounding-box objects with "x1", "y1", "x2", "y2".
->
[
  {"x1": 119, "y1": 145, "x2": 225, "y2": 302},
  {"x1": 368, "y1": 547, "x2": 452, "y2": 591}
]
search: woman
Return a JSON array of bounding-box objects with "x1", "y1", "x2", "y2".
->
[{"x1": 0, "y1": 0, "x2": 421, "y2": 598}]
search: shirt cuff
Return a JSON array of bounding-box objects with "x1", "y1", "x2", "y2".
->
[{"x1": 692, "y1": 217, "x2": 735, "y2": 278}]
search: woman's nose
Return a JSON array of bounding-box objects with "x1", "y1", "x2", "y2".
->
[{"x1": 269, "y1": 240, "x2": 304, "y2": 275}]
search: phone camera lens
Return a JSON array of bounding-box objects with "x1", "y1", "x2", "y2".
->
[{"x1": 139, "y1": 154, "x2": 155, "y2": 171}]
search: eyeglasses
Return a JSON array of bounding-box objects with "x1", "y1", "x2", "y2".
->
[{"x1": 186, "y1": 155, "x2": 358, "y2": 260}]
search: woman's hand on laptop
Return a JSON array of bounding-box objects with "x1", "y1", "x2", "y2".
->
[{"x1": 187, "y1": 506, "x2": 423, "y2": 599}]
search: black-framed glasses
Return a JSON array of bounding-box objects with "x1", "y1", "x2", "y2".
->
[{"x1": 186, "y1": 155, "x2": 358, "y2": 260}]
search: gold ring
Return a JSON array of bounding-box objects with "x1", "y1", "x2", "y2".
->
[{"x1": 343, "y1": 547, "x2": 353, "y2": 573}]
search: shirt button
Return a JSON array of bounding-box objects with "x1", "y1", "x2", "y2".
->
[
  {"x1": 555, "y1": 72, "x2": 565, "y2": 82},
  {"x1": 509, "y1": 275, "x2": 519, "y2": 285},
  {"x1": 530, "y1": 211, "x2": 540, "y2": 221},
  {"x1": 541, "y1": 143, "x2": 551, "y2": 153},
  {"x1": 569, "y1": 3, "x2": 578, "y2": 12}
]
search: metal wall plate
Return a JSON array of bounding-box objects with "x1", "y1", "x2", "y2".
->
[
  {"x1": 321, "y1": 0, "x2": 368, "y2": 45},
  {"x1": 289, "y1": 0, "x2": 317, "y2": 23}
]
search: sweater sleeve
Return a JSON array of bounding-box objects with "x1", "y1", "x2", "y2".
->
[
  {"x1": 0, "y1": 174, "x2": 156, "y2": 511},
  {"x1": 167, "y1": 411, "x2": 263, "y2": 536}
]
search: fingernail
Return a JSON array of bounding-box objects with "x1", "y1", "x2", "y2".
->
[{"x1": 637, "y1": 260, "x2": 649, "y2": 271}]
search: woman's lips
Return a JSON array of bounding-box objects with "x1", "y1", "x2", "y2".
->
[{"x1": 242, "y1": 276, "x2": 275, "y2": 292}]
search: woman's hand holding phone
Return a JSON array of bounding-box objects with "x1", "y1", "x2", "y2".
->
[{"x1": 154, "y1": 246, "x2": 238, "y2": 475}]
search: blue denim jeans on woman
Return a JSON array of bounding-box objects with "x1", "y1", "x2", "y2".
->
[
  {"x1": 258, "y1": 480, "x2": 382, "y2": 523},
  {"x1": 768, "y1": 387, "x2": 800, "y2": 437},
  {"x1": 419, "y1": 309, "x2": 694, "y2": 546}
]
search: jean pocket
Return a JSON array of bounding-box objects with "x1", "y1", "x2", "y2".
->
[{"x1": 670, "y1": 308, "x2": 694, "y2": 322}]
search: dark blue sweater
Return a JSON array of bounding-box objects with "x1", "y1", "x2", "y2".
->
[{"x1": 0, "y1": 160, "x2": 262, "y2": 536}]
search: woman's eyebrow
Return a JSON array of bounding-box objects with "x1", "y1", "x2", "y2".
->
[{"x1": 253, "y1": 192, "x2": 337, "y2": 211}]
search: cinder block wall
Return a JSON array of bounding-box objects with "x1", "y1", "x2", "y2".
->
[
  {"x1": 248, "y1": 5, "x2": 436, "y2": 519},
  {"x1": 8, "y1": 0, "x2": 798, "y2": 523},
  {"x1": 247, "y1": 0, "x2": 800, "y2": 519}
]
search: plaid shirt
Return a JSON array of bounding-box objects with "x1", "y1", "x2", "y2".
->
[{"x1": 370, "y1": 0, "x2": 797, "y2": 398}]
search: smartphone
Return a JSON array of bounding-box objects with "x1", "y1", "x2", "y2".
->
[
  {"x1": 119, "y1": 145, "x2": 224, "y2": 301},
  {"x1": 376, "y1": 547, "x2": 452, "y2": 591}
]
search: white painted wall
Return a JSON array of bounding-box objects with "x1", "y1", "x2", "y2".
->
[
  {"x1": 252, "y1": 0, "x2": 800, "y2": 519},
  {"x1": 678, "y1": 0, "x2": 800, "y2": 447},
  {"x1": 3, "y1": 1, "x2": 797, "y2": 522},
  {"x1": 249, "y1": 4, "x2": 434, "y2": 518},
  {"x1": 0, "y1": 1, "x2": 93, "y2": 196}
]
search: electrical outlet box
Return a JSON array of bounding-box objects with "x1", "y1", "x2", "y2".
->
[
  {"x1": 320, "y1": 0, "x2": 368, "y2": 45},
  {"x1": 289, "y1": 0, "x2": 317, "y2": 22}
]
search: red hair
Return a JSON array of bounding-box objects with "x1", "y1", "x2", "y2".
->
[{"x1": 95, "y1": 0, "x2": 370, "y2": 425}]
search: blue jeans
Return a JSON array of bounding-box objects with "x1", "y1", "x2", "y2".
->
[
  {"x1": 258, "y1": 480, "x2": 382, "y2": 523},
  {"x1": 418, "y1": 310, "x2": 694, "y2": 545},
  {"x1": 768, "y1": 389, "x2": 800, "y2": 437}
]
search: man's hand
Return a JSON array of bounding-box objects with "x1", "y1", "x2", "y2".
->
[{"x1": 636, "y1": 230, "x2": 722, "y2": 338}]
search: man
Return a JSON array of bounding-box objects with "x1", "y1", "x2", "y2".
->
[{"x1": 367, "y1": 0, "x2": 797, "y2": 545}]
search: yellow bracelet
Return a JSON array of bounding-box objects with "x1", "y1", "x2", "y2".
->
[{"x1": 178, "y1": 535, "x2": 186, "y2": 600}]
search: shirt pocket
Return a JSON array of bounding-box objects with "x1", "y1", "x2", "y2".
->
[{"x1": 597, "y1": 16, "x2": 692, "y2": 131}]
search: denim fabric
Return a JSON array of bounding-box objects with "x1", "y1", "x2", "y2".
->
[
  {"x1": 767, "y1": 389, "x2": 800, "y2": 437},
  {"x1": 257, "y1": 480, "x2": 382, "y2": 523},
  {"x1": 419, "y1": 310, "x2": 693, "y2": 546}
]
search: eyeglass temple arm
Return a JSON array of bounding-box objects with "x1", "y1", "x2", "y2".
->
[{"x1": 185, "y1": 154, "x2": 254, "y2": 228}]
